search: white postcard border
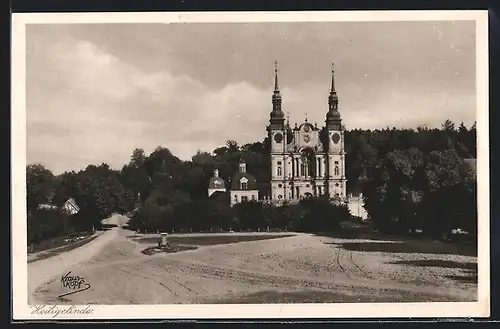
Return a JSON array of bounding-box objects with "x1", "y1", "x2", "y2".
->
[{"x1": 11, "y1": 10, "x2": 490, "y2": 320}]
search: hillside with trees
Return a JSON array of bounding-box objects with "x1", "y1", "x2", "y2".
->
[{"x1": 26, "y1": 119, "x2": 477, "y2": 246}]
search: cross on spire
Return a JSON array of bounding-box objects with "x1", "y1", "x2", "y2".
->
[
  {"x1": 330, "y1": 62, "x2": 336, "y2": 93},
  {"x1": 274, "y1": 60, "x2": 280, "y2": 93}
]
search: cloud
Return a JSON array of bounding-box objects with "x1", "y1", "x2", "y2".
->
[{"x1": 26, "y1": 23, "x2": 476, "y2": 175}]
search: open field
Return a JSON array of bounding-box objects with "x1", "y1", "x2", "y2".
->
[{"x1": 28, "y1": 214, "x2": 477, "y2": 305}]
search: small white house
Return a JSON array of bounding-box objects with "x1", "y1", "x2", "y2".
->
[
  {"x1": 229, "y1": 160, "x2": 259, "y2": 206},
  {"x1": 61, "y1": 198, "x2": 80, "y2": 215},
  {"x1": 347, "y1": 193, "x2": 368, "y2": 220}
]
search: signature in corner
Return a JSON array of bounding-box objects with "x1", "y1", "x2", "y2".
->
[{"x1": 58, "y1": 271, "x2": 91, "y2": 298}]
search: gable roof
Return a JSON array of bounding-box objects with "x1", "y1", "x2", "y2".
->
[{"x1": 64, "y1": 198, "x2": 80, "y2": 211}]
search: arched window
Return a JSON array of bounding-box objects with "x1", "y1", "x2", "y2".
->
[
  {"x1": 277, "y1": 166, "x2": 282, "y2": 176},
  {"x1": 240, "y1": 177, "x2": 248, "y2": 190},
  {"x1": 251, "y1": 195, "x2": 256, "y2": 200},
  {"x1": 334, "y1": 166, "x2": 339, "y2": 176}
]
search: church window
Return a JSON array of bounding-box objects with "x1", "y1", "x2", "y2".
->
[
  {"x1": 335, "y1": 183, "x2": 339, "y2": 187},
  {"x1": 241, "y1": 182, "x2": 248, "y2": 190},
  {"x1": 251, "y1": 195, "x2": 256, "y2": 200},
  {"x1": 278, "y1": 195, "x2": 283, "y2": 200},
  {"x1": 234, "y1": 195, "x2": 238, "y2": 202},
  {"x1": 334, "y1": 166, "x2": 339, "y2": 176},
  {"x1": 306, "y1": 184, "x2": 310, "y2": 188},
  {"x1": 241, "y1": 196, "x2": 248, "y2": 202},
  {"x1": 277, "y1": 167, "x2": 282, "y2": 176},
  {"x1": 334, "y1": 161, "x2": 339, "y2": 165},
  {"x1": 277, "y1": 161, "x2": 282, "y2": 165},
  {"x1": 278, "y1": 184, "x2": 282, "y2": 188}
]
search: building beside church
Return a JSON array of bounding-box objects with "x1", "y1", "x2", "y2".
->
[
  {"x1": 207, "y1": 160, "x2": 259, "y2": 207},
  {"x1": 267, "y1": 62, "x2": 347, "y2": 203},
  {"x1": 229, "y1": 160, "x2": 259, "y2": 206}
]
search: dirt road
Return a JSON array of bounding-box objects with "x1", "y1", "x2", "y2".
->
[{"x1": 28, "y1": 215, "x2": 478, "y2": 304}]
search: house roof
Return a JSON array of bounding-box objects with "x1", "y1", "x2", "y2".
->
[
  {"x1": 64, "y1": 198, "x2": 80, "y2": 211},
  {"x1": 208, "y1": 176, "x2": 226, "y2": 189},
  {"x1": 230, "y1": 172, "x2": 258, "y2": 191}
]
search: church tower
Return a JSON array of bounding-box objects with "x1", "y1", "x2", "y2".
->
[
  {"x1": 266, "y1": 62, "x2": 347, "y2": 203},
  {"x1": 324, "y1": 63, "x2": 347, "y2": 199},
  {"x1": 268, "y1": 61, "x2": 289, "y2": 201}
]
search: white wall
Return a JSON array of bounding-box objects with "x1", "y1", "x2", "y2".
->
[
  {"x1": 348, "y1": 195, "x2": 368, "y2": 220},
  {"x1": 230, "y1": 190, "x2": 259, "y2": 206}
]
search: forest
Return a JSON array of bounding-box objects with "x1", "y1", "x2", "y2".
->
[{"x1": 26, "y1": 119, "x2": 477, "y2": 246}]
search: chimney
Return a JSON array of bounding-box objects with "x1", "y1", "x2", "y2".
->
[{"x1": 214, "y1": 169, "x2": 219, "y2": 177}]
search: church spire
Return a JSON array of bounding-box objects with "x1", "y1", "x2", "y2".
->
[
  {"x1": 326, "y1": 63, "x2": 341, "y2": 128},
  {"x1": 330, "y1": 62, "x2": 336, "y2": 93},
  {"x1": 270, "y1": 60, "x2": 285, "y2": 128},
  {"x1": 274, "y1": 60, "x2": 280, "y2": 93},
  {"x1": 328, "y1": 63, "x2": 338, "y2": 110}
]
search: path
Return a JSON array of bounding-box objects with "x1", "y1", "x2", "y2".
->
[
  {"x1": 28, "y1": 217, "x2": 478, "y2": 304},
  {"x1": 27, "y1": 214, "x2": 128, "y2": 304}
]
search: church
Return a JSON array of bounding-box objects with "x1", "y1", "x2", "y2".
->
[
  {"x1": 207, "y1": 62, "x2": 348, "y2": 207},
  {"x1": 267, "y1": 62, "x2": 347, "y2": 203}
]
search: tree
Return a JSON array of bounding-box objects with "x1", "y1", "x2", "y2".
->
[
  {"x1": 26, "y1": 164, "x2": 55, "y2": 212},
  {"x1": 442, "y1": 119, "x2": 456, "y2": 132},
  {"x1": 130, "y1": 148, "x2": 146, "y2": 168}
]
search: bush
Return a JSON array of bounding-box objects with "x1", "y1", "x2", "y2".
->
[{"x1": 27, "y1": 209, "x2": 71, "y2": 245}]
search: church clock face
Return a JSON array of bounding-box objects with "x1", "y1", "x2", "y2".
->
[
  {"x1": 274, "y1": 133, "x2": 283, "y2": 143},
  {"x1": 331, "y1": 133, "x2": 340, "y2": 144}
]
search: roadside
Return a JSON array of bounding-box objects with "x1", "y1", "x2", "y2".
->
[
  {"x1": 28, "y1": 214, "x2": 128, "y2": 304},
  {"x1": 27, "y1": 232, "x2": 101, "y2": 263}
]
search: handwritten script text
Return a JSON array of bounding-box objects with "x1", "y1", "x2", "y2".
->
[
  {"x1": 59, "y1": 271, "x2": 91, "y2": 298},
  {"x1": 30, "y1": 305, "x2": 94, "y2": 318}
]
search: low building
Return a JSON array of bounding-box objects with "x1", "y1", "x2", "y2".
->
[
  {"x1": 229, "y1": 160, "x2": 260, "y2": 206},
  {"x1": 347, "y1": 193, "x2": 368, "y2": 220}
]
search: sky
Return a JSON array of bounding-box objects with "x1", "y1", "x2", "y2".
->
[{"x1": 25, "y1": 20, "x2": 476, "y2": 174}]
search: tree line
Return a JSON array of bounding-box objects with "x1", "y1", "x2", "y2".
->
[{"x1": 26, "y1": 119, "x2": 477, "y2": 245}]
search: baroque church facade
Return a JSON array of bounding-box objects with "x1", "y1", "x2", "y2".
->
[
  {"x1": 207, "y1": 62, "x2": 350, "y2": 208},
  {"x1": 267, "y1": 62, "x2": 347, "y2": 203}
]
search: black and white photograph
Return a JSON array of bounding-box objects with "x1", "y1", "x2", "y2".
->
[{"x1": 11, "y1": 11, "x2": 489, "y2": 319}]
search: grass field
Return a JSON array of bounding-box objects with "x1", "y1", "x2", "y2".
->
[{"x1": 133, "y1": 233, "x2": 296, "y2": 246}]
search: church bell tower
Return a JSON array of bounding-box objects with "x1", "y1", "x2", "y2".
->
[
  {"x1": 324, "y1": 63, "x2": 347, "y2": 199},
  {"x1": 268, "y1": 61, "x2": 288, "y2": 200}
]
